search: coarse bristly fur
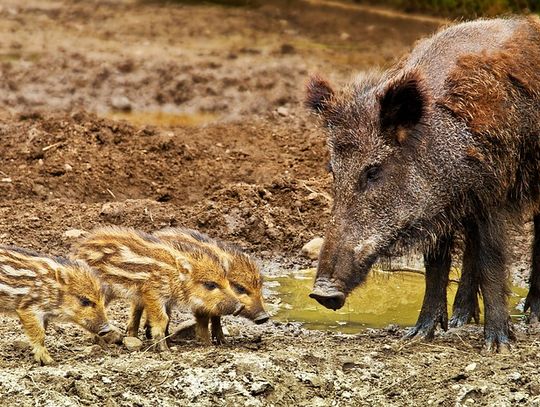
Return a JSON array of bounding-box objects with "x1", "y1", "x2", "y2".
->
[
  {"x1": 0, "y1": 246, "x2": 111, "y2": 365},
  {"x1": 306, "y1": 16, "x2": 540, "y2": 351},
  {"x1": 73, "y1": 226, "x2": 243, "y2": 350},
  {"x1": 153, "y1": 227, "x2": 268, "y2": 344}
]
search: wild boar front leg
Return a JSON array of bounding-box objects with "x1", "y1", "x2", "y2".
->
[
  {"x1": 195, "y1": 313, "x2": 211, "y2": 345},
  {"x1": 16, "y1": 309, "x2": 53, "y2": 365},
  {"x1": 405, "y1": 234, "x2": 452, "y2": 340},
  {"x1": 142, "y1": 293, "x2": 170, "y2": 352},
  {"x1": 210, "y1": 316, "x2": 226, "y2": 344}
]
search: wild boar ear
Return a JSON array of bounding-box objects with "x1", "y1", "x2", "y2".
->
[
  {"x1": 379, "y1": 71, "x2": 428, "y2": 133},
  {"x1": 305, "y1": 75, "x2": 334, "y2": 114}
]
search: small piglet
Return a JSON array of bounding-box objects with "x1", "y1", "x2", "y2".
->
[
  {"x1": 74, "y1": 227, "x2": 244, "y2": 350},
  {"x1": 154, "y1": 227, "x2": 269, "y2": 344},
  {"x1": 0, "y1": 246, "x2": 111, "y2": 365}
]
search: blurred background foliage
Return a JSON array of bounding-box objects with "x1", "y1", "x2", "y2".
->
[
  {"x1": 158, "y1": 0, "x2": 539, "y2": 17},
  {"x1": 354, "y1": 0, "x2": 539, "y2": 17}
]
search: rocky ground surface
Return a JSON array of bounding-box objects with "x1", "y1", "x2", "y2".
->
[{"x1": 0, "y1": 1, "x2": 537, "y2": 406}]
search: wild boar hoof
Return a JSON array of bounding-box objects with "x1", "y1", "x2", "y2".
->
[{"x1": 449, "y1": 303, "x2": 480, "y2": 328}]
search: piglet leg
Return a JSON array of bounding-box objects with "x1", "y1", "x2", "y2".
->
[
  {"x1": 211, "y1": 316, "x2": 226, "y2": 344},
  {"x1": 17, "y1": 309, "x2": 53, "y2": 365}
]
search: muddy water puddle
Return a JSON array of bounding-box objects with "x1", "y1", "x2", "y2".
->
[
  {"x1": 107, "y1": 111, "x2": 218, "y2": 127},
  {"x1": 268, "y1": 268, "x2": 527, "y2": 333}
]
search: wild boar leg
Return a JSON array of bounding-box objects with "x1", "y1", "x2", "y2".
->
[
  {"x1": 525, "y1": 214, "x2": 540, "y2": 324},
  {"x1": 16, "y1": 308, "x2": 53, "y2": 365},
  {"x1": 195, "y1": 313, "x2": 211, "y2": 344},
  {"x1": 142, "y1": 294, "x2": 170, "y2": 352},
  {"x1": 468, "y1": 215, "x2": 514, "y2": 351},
  {"x1": 405, "y1": 234, "x2": 452, "y2": 339},
  {"x1": 126, "y1": 302, "x2": 144, "y2": 337},
  {"x1": 450, "y1": 229, "x2": 481, "y2": 327},
  {"x1": 210, "y1": 316, "x2": 226, "y2": 344}
]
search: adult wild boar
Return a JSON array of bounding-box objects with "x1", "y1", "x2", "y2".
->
[{"x1": 306, "y1": 16, "x2": 540, "y2": 351}]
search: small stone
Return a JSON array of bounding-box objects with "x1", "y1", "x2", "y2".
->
[
  {"x1": 110, "y1": 95, "x2": 132, "y2": 112},
  {"x1": 301, "y1": 237, "x2": 324, "y2": 260},
  {"x1": 340, "y1": 32, "x2": 350, "y2": 40},
  {"x1": 508, "y1": 371, "x2": 522, "y2": 382},
  {"x1": 63, "y1": 229, "x2": 87, "y2": 239},
  {"x1": 123, "y1": 336, "x2": 143, "y2": 351},
  {"x1": 464, "y1": 362, "x2": 477, "y2": 372},
  {"x1": 83, "y1": 344, "x2": 102, "y2": 356},
  {"x1": 64, "y1": 163, "x2": 73, "y2": 172},
  {"x1": 250, "y1": 381, "x2": 272, "y2": 395},
  {"x1": 102, "y1": 376, "x2": 112, "y2": 384},
  {"x1": 277, "y1": 106, "x2": 289, "y2": 117},
  {"x1": 1, "y1": 177, "x2": 12, "y2": 183}
]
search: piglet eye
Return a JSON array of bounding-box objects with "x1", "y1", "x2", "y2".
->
[
  {"x1": 79, "y1": 296, "x2": 93, "y2": 307},
  {"x1": 203, "y1": 281, "x2": 219, "y2": 290},
  {"x1": 325, "y1": 161, "x2": 333, "y2": 174},
  {"x1": 233, "y1": 283, "x2": 248, "y2": 295}
]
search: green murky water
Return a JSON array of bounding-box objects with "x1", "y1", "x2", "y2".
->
[{"x1": 269, "y1": 268, "x2": 527, "y2": 333}]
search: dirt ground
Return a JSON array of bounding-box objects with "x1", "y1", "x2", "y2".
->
[{"x1": 0, "y1": 0, "x2": 538, "y2": 406}]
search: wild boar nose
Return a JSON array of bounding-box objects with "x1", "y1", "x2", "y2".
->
[
  {"x1": 254, "y1": 311, "x2": 270, "y2": 325},
  {"x1": 97, "y1": 323, "x2": 111, "y2": 336},
  {"x1": 233, "y1": 303, "x2": 245, "y2": 316}
]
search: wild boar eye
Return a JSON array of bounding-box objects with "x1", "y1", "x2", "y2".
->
[
  {"x1": 359, "y1": 165, "x2": 382, "y2": 192},
  {"x1": 233, "y1": 283, "x2": 248, "y2": 295},
  {"x1": 79, "y1": 296, "x2": 94, "y2": 307},
  {"x1": 203, "y1": 281, "x2": 219, "y2": 290}
]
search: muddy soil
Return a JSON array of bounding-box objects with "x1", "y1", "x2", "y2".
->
[{"x1": 0, "y1": 1, "x2": 537, "y2": 406}]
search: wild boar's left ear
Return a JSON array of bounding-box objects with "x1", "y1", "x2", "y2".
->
[
  {"x1": 379, "y1": 71, "x2": 428, "y2": 134},
  {"x1": 305, "y1": 75, "x2": 334, "y2": 114}
]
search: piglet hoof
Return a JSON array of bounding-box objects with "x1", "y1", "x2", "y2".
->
[
  {"x1": 34, "y1": 350, "x2": 54, "y2": 366},
  {"x1": 155, "y1": 340, "x2": 170, "y2": 353},
  {"x1": 212, "y1": 330, "x2": 226, "y2": 345}
]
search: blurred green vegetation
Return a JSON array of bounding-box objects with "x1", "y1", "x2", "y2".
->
[
  {"x1": 144, "y1": 0, "x2": 259, "y2": 6},
  {"x1": 355, "y1": 0, "x2": 539, "y2": 17}
]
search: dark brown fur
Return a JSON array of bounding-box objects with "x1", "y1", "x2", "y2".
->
[{"x1": 306, "y1": 16, "x2": 540, "y2": 350}]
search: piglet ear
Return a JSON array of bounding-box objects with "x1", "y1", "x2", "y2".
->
[
  {"x1": 305, "y1": 75, "x2": 334, "y2": 114},
  {"x1": 379, "y1": 71, "x2": 428, "y2": 130}
]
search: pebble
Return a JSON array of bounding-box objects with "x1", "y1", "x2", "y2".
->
[
  {"x1": 250, "y1": 381, "x2": 272, "y2": 395},
  {"x1": 277, "y1": 106, "x2": 289, "y2": 117},
  {"x1": 508, "y1": 371, "x2": 522, "y2": 382},
  {"x1": 83, "y1": 344, "x2": 103, "y2": 356},
  {"x1": 301, "y1": 237, "x2": 324, "y2": 260},
  {"x1": 123, "y1": 336, "x2": 143, "y2": 351},
  {"x1": 465, "y1": 362, "x2": 477, "y2": 372},
  {"x1": 110, "y1": 95, "x2": 132, "y2": 112},
  {"x1": 102, "y1": 377, "x2": 112, "y2": 384}
]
